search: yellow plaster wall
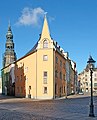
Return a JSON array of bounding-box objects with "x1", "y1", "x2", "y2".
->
[
  {"x1": 15, "y1": 52, "x2": 37, "y2": 98},
  {"x1": 37, "y1": 49, "x2": 54, "y2": 99},
  {"x1": 15, "y1": 15, "x2": 55, "y2": 99}
]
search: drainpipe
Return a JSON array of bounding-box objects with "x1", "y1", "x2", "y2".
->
[
  {"x1": 36, "y1": 50, "x2": 37, "y2": 99},
  {"x1": 53, "y1": 49, "x2": 55, "y2": 99}
]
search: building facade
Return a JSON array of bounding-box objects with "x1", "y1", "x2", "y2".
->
[
  {"x1": 78, "y1": 60, "x2": 97, "y2": 93},
  {"x1": 2, "y1": 23, "x2": 16, "y2": 95},
  {"x1": 2, "y1": 16, "x2": 77, "y2": 99}
]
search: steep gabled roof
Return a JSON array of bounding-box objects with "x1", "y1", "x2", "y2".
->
[
  {"x1": 40, "y1": 14, "x2": 51, "y2": 40},
  {"x1": 25, "y1": 42, "x2": 38, "y2": 56},
  {"x1": 16, "y1": 14, "x2": 67, "y2": 62}
]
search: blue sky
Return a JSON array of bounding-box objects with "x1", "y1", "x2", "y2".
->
[{"x1": 0, "y1": 0, "x2": 97, "y2": 74}]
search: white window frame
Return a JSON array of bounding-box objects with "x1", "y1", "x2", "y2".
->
[
  {"x1": 43, "y1": 55, "x2": 48, "y2": 61},
  {"x1": 43, "y1": 71, "x2": 47, "y2": 84},
  {"x1": 43, "y1": 40, "x2": 48, "y2": 48}
]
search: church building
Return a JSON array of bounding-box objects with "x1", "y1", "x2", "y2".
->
[{"x1": 2, "y1": 23, "x2": 17, "y2": 95}]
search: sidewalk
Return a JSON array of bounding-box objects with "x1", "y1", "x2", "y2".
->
[
  {"x1": 55, "y1": 93, "x2": 97, "y2": 100},
  {"x1": 0, "y1": 93, "x2": 97, "y2": 101}
]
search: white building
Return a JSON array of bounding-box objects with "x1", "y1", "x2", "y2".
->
[{"x1": 78, "y1": 63, "x2": 97, "y2": 93}]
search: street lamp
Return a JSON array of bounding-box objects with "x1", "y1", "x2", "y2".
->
[{"x1": 87, "y1": 55, "x2": 96, "y2": 117}]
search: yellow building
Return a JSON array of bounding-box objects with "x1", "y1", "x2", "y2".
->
[
  {"x1": 14, "y1": 15, "x2": 67, "y2": 99},
  {"x1": 2, "y1": 15, "x2": 77, "y2": 99}
]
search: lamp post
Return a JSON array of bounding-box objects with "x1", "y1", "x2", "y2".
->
[{"x1": 87, "y1": 55, "x2": 96, "y2": 117}]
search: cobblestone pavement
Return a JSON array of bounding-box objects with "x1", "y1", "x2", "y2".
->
[{"x1": 0, "y1": 94, "x2": 97, "y2": 120}]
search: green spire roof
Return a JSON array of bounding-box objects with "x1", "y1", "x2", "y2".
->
[{"x1": 6, "y1": 22, "x2": 13, "y2": 40}]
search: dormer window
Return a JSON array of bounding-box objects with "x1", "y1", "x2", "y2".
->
[{"x1": 43, "y1": 39, "x2": 48, "y2": 48}]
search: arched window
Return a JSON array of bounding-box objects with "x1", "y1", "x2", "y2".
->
[{"x1": 43, "y1": 40, "x2": 48, "y2": 48}]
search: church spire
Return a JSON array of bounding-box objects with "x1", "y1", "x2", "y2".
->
[
  {"x1": 41, "y1": 13, "x2": 51, "y2": 40},
  {"x1": 3, "y1": 22, "x2": 17, "y2": 67},
  {"x1": 6, "y1": 21, "x2": 13, "y2": 40}
]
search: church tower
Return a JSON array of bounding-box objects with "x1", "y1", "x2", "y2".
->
[{"x1": 3, "y1": 23, "x2": 17, "y2": 67}]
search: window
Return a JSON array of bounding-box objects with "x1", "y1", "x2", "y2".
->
[
  {"x1": 44, "y1": 71, "x2": 47, "y2": 77},
  {"x1": 20, "y1": 75, "x2": 22, "y2": 81},
  {"x1": 94, "y1": 83, "x2": 97, "y2": 87},
  {"x1": 95, "y1": 73, "x2": 97, "y2": 77},
  {"x1": 43, "y1": 78, "x2": 47, "y2": 84},
  {"x1": 62, "y1": 86, "x2": 63, "y2": 94},
  {"x1": 44, "y1": 87, "x2": 47, "y2": 94},
  {"x1": 63, "y1": 63, "x2": 65, "y2": 69},
  {"x1": 63, "y1": 74, "x2": 65, "y2": 80},
  {"x1": 17, "y1": 76, "x2": 19, "y2": 81},
  {"x1": 85, "y1": 75, "x2": 87, "y2": 77},
  {"x1": 56, "y1": 57, "x2": 58, "y2": 63},
  {"x1": 85, "y1": 82, "x2": 88, "y2": 86},
  {"x1": 64, "y1": 86, "x2": 65, "y2": 93},
  {"x1": 29, "y1": 86, "x2": 31, "y2": 90},
  {"x1": 55, "y1": 70, "x2": 58, "y2": 78},
  {"x1": 43, "y1": 55, "x2": 48, "y2": 61},
  {"x1": 60, "y1": 87, "x2": 61, "y2": 93},
  {"x1": 43, "y1": 40, "x2": 48, "y2": 48},
  {"x1": 43, "y1": 71, "x2": 47, "y2": 84},
  {"x1": 86, "y1": 88, "x2": 88, "y2": 90},
  {"x1": 21, "y1": 87, "x2": 23, "y2": 93},
  {"x1": 94, "y1": 78, "x2": 97, "y2": 81},
  {"x1": 17, "y1": 87, "x2": 19, "y2": 92},
  {"x1": 60, "y1": 72, "x2": 62, "y2": 80},
  {"x1": 29, "y1": 86, "x2": 31, "y2": 94},
  {"x1": 25, "y1": 67, "x2": 28, "y2": 73},
  {"x1": 60, "y1": 60, "x2": 62, "y2": 67},
  {"x1": 20, "y1": 62, "x2": 23, "y2": 67}
]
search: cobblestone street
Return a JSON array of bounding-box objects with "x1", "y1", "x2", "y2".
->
[{"x1": 0, "y1": 94, "x2": 97, "y2": 120}]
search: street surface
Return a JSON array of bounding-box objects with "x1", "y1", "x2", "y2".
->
[{"x1": 0, "y1": 94, "x2": 97, "y2": 120}]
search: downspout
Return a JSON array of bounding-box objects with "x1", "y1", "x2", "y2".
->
[
  {"x1": 53, "y1": 49, "x2": 55, "y2": 99},
  {"x1": 36, "y1": 50, "x2": 37, "y2": 99},
  {"x1": 65, "y1": 61, "x2": 67, "y2": 98}
]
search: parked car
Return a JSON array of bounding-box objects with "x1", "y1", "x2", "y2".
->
[{"x1": 78, "y1": 92, "x2": 84, "y2": 95}]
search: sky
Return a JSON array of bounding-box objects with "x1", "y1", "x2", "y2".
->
[{"x1": 0, "y1": 0, "x2": 97, "y2": 74}]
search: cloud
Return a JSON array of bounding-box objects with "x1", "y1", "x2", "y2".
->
[{"x1": 16, "y1": 7, "x2": 45, "y2": 26}]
